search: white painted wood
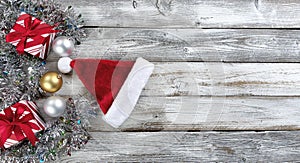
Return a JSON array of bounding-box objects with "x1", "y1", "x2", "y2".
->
[
  {"x1": 59, "y1": 0, "x2": 300, "y2": 28},
  {"x1": 44, "y1": 61, "x2": 300, "y2": 131},
  {"x1": 37, "y1": 96, "x2": 300, "y2": 131},
  {"x1": 42, "y1": 1, "x2": 300, "y2": 162},
  {"x1": 45, "y1": 62, "x2": 300, "y2": 97},
  {"x1": 47, "y1": 28, "x2": 300, "y2": 62},
  {"x1": 58, "y1": 131, "x2": 300, "y2": 162}
]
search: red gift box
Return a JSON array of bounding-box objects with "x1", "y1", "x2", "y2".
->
[
  {"x1": 6, "y1": 12, "x2": 58, "y2": 59},
  {"x1": 0, "y1": 100, "x2": 46, "y2": 149}
]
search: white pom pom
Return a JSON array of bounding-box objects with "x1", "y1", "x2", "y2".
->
[{"x1": 58, "y1": 57, "x2": 73, "y2": 74}]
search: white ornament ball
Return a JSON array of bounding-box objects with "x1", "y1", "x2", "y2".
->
[
  {"x1": 44, "y1": 96, "x2": 66, "y2": 117},
  {"x1": 52, "y1": 36, "x2": 75, "y2": 57},
  {"x1": 58, "y1": 57, "x2": 73, "y2": 74}
]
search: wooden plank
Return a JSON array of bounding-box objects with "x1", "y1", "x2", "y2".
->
[
  {"x1": 58, "y1": 131, "x2": 300, "y2": 162},
  {"x1": 59, "y1": 0, "x2": 300, "y2": 28},
  {"x1": 37, "y1": 96, "x2": 300, "y2": 131},
  {"x1": 47, "y1": 62, "x2": 300, "y2": 97},
  {"x1": 48, "y1": 28, "x2": 300, "y2": 62}
]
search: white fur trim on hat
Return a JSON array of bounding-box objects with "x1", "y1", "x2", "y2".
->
[{"x1": 102, "y1": 57, "x2": 154, "y2": 128}]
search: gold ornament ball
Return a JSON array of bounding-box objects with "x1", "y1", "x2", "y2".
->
[{"x1": 40, "y1": 72, "x2": 63, "y2": 93}]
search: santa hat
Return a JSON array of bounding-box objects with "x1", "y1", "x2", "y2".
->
[{"x1": 68, "y1": 57, "x2": 154, "y2": 128}]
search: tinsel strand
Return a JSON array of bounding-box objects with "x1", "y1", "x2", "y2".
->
[{"x1": 0, "y1": 0, "x2": 95, "y2": 162}]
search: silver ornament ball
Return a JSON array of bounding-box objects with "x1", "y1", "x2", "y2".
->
[
  {"x1": 44, "y1": 96, "x2": 66, "y2": 117},
  {"x1": 52, "y1": 36, "x2": 75, "y2": 57}
]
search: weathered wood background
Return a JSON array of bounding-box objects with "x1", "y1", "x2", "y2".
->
[{"x1": 49, "y1": 0, "x2": 300, "y2": 162}]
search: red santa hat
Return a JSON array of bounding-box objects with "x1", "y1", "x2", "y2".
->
[{"x1": 67, "y1": 57, "x2": 154, "y2": 128}]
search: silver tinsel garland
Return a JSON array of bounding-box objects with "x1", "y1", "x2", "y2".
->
[
  {"x1": 1, "y1": 98, "x2": 93, "y2": 162},
  {"x1": 0, "y1": 0, "x2": 94, "y2": 162}
]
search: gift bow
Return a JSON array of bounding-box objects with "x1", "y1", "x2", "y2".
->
[
  {"x1": 5, "y1": 13, "x2": 58, "y2": 54},
  {"x1": 0, "y1": 103, "x2": 40, "y2": 148}
]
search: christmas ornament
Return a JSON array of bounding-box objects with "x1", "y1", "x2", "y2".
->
[
  {"x1": 52, "y1": 36, "x2": 75, "y2": 57},
  {"x1": 0, "y1": 0, "x2": 89, "y2": 162},
  {"x1": 58, "y1": 57, "x2": 73, "y2": 73},
  {"x1": 43, "y1": 96, "x2": 66, "y2": 117},
  {"x1": 0, "y1": 101, "x2": 45, "y2": 149},
  {"x1": 70, "y1": 57, "x2": 154, "y2": 128},
  {"x1": 40, "y1": 72, "x2": 63, "y2": 93},
  {"x1": 6, "y1": 12, "x2": 58, "y2": 59},
  {"x1": 0, "y1": 98, "x2": 91, "y2": 162}
]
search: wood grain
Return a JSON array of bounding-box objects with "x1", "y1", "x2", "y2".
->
[
  {"x1": 59, "y1": 0, "x2": 300, "y2": 28},
  {"x1": 48, "y1": 0, "x2": 300, "y2": 162},
  {"x1": 47, "y1": 62, "x2": 300, "y2": 97},
  {"x1": 36, "y1": 96, "x2": 300, "y2": 131},
  {"x1": 58, "y1": 131, "x2": 300, "y2": 162},
  {"x1": 48, "y1": 28, "x2": 300, "y2": 62}
]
